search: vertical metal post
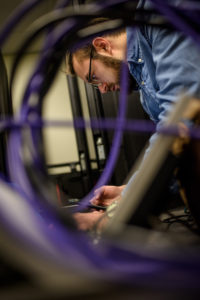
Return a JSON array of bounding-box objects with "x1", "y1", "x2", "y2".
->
[{"x1": 66, "y1": 75, "x2": 93, "y2": 192}]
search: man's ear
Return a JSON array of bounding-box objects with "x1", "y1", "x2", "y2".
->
[{"x1": 92, "y1": 37, "x2": 112, "y2": 56}]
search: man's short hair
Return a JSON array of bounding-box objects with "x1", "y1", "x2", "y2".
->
[
  {"x1": 66, "y1": 51, "x2": 76, "y2": 76},
  {"x1": 65, "y1": 17, "x2": 125, "y2": 76}
]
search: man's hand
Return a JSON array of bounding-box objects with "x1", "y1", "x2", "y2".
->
[
  {"x1": 73, "y1": 210, "x2": 105, "y2": 231},
  {"x1": 90, "y1": 185, "x2": 126, "y2": 207},
  {"x1": 73, "y1": 185, "x2": 126, "y2": 231}
]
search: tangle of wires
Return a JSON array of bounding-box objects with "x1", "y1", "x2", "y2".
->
[
  {"x1": 161, "y1": 208, "x2": 199, "y2": 234},
  {"x1": 1, "y1": 0, "x2": 200, "y2": 297}
]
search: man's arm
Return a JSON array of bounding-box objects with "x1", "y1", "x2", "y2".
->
[
  {"x1": 143, "y1": 22, "x2": 200, "y2": 155},
  {"x1": 90, "y1": 185, "x2": 126, "y2": 206},
  {"x1": 152, "y1": 25, "x2": 200, "y2": 122},
  {"x1": 122, "y1": 22, "x2": 200, "y2": 196}
]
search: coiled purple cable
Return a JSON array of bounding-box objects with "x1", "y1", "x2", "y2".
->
[{"x1": 1, "y1": 0, "x2": 200, "y2": 291}]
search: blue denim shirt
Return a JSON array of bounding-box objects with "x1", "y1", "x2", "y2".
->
[
  {"x1": 122, "y1": 0, "x2": 200, "y2": 193},
  {"x1": 127, "y1": 1, "x2": 200, "y2": 149}
]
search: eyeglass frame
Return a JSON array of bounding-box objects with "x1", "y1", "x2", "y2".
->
[{"x1": 87, "y1": 46, "x2": 101, "y2": 88}]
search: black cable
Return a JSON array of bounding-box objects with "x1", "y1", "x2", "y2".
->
[{"x1": 162, "y1": 210, "x2": 200, "y2": 235}]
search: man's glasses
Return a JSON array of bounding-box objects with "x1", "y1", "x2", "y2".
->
[{"x1": 87, "y1": 47, "x2": 101, "y2": 89}]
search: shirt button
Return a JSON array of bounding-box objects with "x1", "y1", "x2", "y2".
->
[
  {"x1": 138, "y1": 58, "x2": 142, "y2": 62},
  {"x1": 141, "y1": 81, "x2": 145, "y2": 85}
]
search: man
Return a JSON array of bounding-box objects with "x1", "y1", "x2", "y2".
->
[{"x1": 66, "y1": 1, "x2": 200, "y2": 230}]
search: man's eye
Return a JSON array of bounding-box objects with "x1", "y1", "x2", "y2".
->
[{"x1": 92, "y1": 74, "x2": 99, "y2": 82}]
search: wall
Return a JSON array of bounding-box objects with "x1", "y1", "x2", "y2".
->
[{"x1": 4, "y1": 53, "x2": 79, "y2": 174}]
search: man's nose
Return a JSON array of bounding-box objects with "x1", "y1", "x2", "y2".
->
[{"x1": 98, "y1": 83, "x2": 107, "y2": 94}]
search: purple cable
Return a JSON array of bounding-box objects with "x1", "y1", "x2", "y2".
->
[
  {"x1": 4, "y1": 5, "x2": 147, "y2": 273},
  {"x1": 0, "y1": 0, "x2": 45, "y2": 46},
  {"x1": 56, "y1": 0, "x2": 71, "y2": 9},
  {"x1": 1, "y1": 177, "x2": 200, "y2": 286},
  {"x1": 5, "y1": 4, "x2": 200, "y2": 206},
  {"x1": 42, "y1": 0, "x2": 71, "y2": 51},
  {"x1": 8, "y1": 20, "x2": 77, "y2": 198},
  {"x1": 5, "y1": 17, "x2": 88, "y2": 227},
  {"x1": 5, "y1": 3, "x2": 130, "y2": 268},
  {"x1": 0, "y1": 177, "x2": 116, "y2": 272},
  {"x1": 77, "y1": 62, "x2": 129, "y2": 211},
  {"x1": 7, "y1": 5, "x2": 128, "y2": 212},
  {"x1": 2, "y1": 117, "x2": 200, "y2": 140},
  {"x1": 2, "y1": 0, "x2": 200, "y2": 289}
]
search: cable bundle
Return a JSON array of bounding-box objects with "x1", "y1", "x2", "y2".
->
[{"x1": 1, "y1": 0, "x2": 200, "y2": 297}]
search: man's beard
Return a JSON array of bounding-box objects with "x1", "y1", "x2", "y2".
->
[{"x1": 97, "y1": 54, "x2": 137, "y2": 94}]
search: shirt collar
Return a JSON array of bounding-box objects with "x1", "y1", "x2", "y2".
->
[{"x1": 126, "y1": 27, "x2": 143, "y2": 64}]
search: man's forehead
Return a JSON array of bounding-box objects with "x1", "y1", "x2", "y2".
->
[{"x1": 72, "y1": 55, "x2": 88, "y2": 81}]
